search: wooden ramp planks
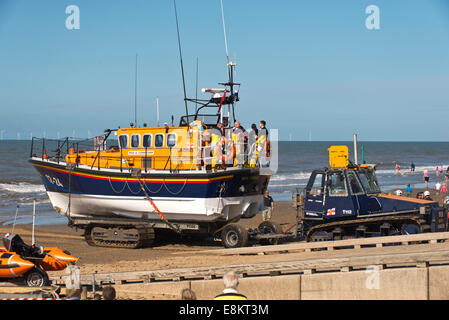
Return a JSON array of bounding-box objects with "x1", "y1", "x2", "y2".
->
[
  {"x1": 194, "y1": 231, "x2": 449, "y2": 256},
  {"x1": 50, "y1": 245, "x2": 449, "y2": 286}
]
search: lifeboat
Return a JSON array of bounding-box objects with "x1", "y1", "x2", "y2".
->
[
  {"x1": 0, "y1": 233, "x2": 78, "y2": 286},
  {"x1": 28, "y1": 54, "x2": 276, "y2": 248},
  {"x1": 0, "y1": 250, "x2": 35, "y2": 278}
]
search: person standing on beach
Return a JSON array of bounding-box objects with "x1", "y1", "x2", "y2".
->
[
  {"x1": 406, "y1": 184, "x2": 412, "y2": 197},
  {"x1": 424, "y1": 170, "x2": 430, "y2": 189},
  {"x1": 410, "y1": 162, "x2": 415, "y2": 173},
  {"x1": 395, "y1": 164, "x2": 401, "y2": 175},
  {"x1": 435, "y1": 181, "x2": 442, "y2": 195},
  {"x1": 441, "y1": 183, "x2": 447, "y2": 195},
  {"x1": 262, "y1": 190, "x2": 274, "y2": 221}
]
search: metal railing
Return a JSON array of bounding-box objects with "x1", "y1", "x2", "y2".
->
[{"x1": 30, "y1": 134, "x2": 272, "y2": 173}]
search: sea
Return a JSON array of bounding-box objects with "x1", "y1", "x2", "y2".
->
[{"x1": 0, "y1": 140, "x2": 448, "y2": 226}]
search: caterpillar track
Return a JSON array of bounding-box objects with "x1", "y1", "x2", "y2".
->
[
  {"x1": 305, "y1": 215, "x2": 431, "y2": 242},
  {"x1": 84, "y1": 224, "x2": 156, "y2": 249}
]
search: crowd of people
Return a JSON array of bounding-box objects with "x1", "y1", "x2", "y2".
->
[
  {"x1": 207, "y1": 119, "x2": 270, "y2": 167},
  {"x1": 396, "y1": 164, "x2": 449, "y2": 206}
]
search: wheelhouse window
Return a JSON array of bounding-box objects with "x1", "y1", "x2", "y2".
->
[
  {"x1": 347, "y1": 171, "x2": 364, "y2": 195},
  {"x1": 327, "y1": 172, "x2": 348, "y2": 196},
  {"x1": 131, "y1": 134, "x2": 140, "y2": 148},
  {"x1": 142, "y1": 134, "x2": 152, "y2": 148},
  {"x1": 167, "y1": 133, "x2": 177, "y2": 148},
  {"x1": 118, "y1": 135, "x2": 128, "y2": 149},
  {"x1": 155, "y1": 133, "x2": 164, "y2": 148},
  {"x1": 309, "y1": 173, "x2": 323, "y2": 196},
  {"x1": 359, "y1": 169, "x2": 381, "y2": 194}
]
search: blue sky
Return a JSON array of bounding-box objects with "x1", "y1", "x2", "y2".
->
[{"x1": 1, "y1": 0, "x2": 449, "y2": 141}]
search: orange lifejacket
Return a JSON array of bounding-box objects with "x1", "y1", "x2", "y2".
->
[
  {"x1": 264, "y1": 140, "x2": 271, "y2": 158},
  {"x1": 215, "y1": 137, "x2": 235, "y2": 164}
]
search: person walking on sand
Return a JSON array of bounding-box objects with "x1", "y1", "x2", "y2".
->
[
  {"x1": 424, "y1": 170, "x2": 430, "y2": 189},
  {"x1": 214, "y1": 271, "x2": 247, "y2": 300}
]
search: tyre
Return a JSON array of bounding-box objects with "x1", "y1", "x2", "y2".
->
[
  {"x1": 258, "y1": 221, "x2": 283, "y2": 245},
  {"x1": 24, "y1": 268, "x2": 50, "y2": 287},
  {"x1": 221, "y1": 224, "x2": 249, "y2": 248}
]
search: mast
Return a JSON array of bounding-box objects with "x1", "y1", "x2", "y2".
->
[
  {"x1": 173, "y1": 0, "x2": 189, "y2": 123},
  {"x1": 219, "y1": 0, "x2": 235, "y2": 127},
  {"x1": 195, "y1": 57, "x2": 199, "y2": 113},
  {"x1": 156, "y1": 97, "x2": 160, "y2": 126},
  {"x1": 134, "y1": 53, "x2": 138, "y2": 126}
]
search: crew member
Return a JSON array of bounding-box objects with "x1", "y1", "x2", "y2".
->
[
  {"x1": 257, "y1": 120, "x2": 269, "y2": 167},
  {"x1": 248, "y1": 124, "x2": 258, "y2": 167},
  {"x1": 211, "y1": 123, "x2": 224, "y2": 167},
  {"x1": 232, "y1": 121, "x2": 246, "y2": 166}
]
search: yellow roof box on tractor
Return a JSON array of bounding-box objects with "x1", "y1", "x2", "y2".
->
[{"x1": 328, "y1": 145, "x2": 349, "y2": 168}]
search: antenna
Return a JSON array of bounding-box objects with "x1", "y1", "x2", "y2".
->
[
  {"x1": 32, "y1": 200, "x2": 36, "y2": 246},
  {"x1": 195, "y1": 57, "x2": 199, "y2": 113},
  {"x1": 218, "y1": 0, "x2": 238, "y2": 125},
  {"x1": 10, "y1": 205, "x2": 19, "y2": 237},
  {"x1": 156, "y1": 96, "x2": 160, "y2": 126},
  {"x1": 220, "y1": 0, "x2": 230, "y2": 66},
  {"x1": 134, "y1": 53, "x2": 138, "y2": 126},
  {"x1": 173, "y1": 0, "x2": 189, "y2": 122}
]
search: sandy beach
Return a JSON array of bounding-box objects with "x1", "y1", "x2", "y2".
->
[
  {"x1": 0, "y1": 187, "x2": 447, "y2": 299},
  {"x1": 0, "y1": 202, "x2": 298, "y2": 298}
]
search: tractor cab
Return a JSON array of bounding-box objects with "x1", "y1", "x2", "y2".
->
[
  {"x1": 297, "y1": 145, "x2": 447, "y2": 240},
  {"x1": 304, "y1": 165, "x2": 381, "y2": 220},
  {"x1": 303, "y1": 146, "x2": 382, "y2": 220}
]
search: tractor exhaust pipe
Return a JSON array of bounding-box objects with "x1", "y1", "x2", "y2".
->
[{"x1": 353, "y1": 133, "x2": 358, "y2": 165}]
